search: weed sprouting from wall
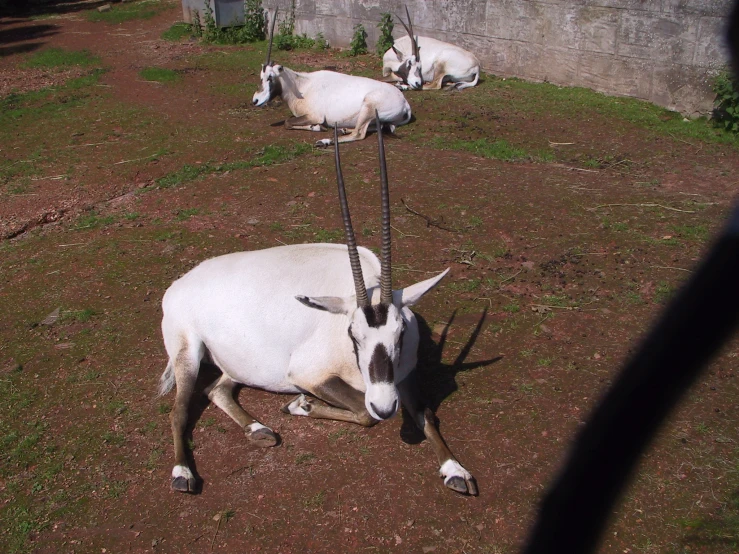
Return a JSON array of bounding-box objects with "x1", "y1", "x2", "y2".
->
[
  {"x1": 376, "y1": 13, "x2": 394, "y2": 57},
  {"x1": 712, "y1": 69, "x2": 739, "y2": 133},
  {"x1": 350, "y1": 24, "x2": 368, "y2": 56}
]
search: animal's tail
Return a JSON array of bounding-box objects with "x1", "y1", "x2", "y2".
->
[{"x1": 158, "y1": 361, "x2": 175, "y2": 396}]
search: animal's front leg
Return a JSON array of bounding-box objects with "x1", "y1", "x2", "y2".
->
[
  {"x1": 285, "y1": 115, "x2": 325, "y2": 132},
  {"x1": 281, "y1": 376, "x2": 378, "y2": 427},
  {"x1": 397, "y1": 372, "x2": 478, "y2": 495},
  {"x1": 204, "y1": 374, "x2": 278, "y2": 447}
]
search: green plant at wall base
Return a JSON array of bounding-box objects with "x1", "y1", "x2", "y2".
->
[
  {"x1": 243, "y1": 0, "x2": 266, "y2": 41},
  {"x1": 190, "y1": 9, "x2": 202, "y2": 38},
  {"x1": 278, "y1": 0, "x2": 296, "y2": 37},
  {"x1": 376, "y1": 13, "x2": 394, "y2": 56},
  {"x1": 712, "y1": 70, "x2": 739, "y2": 133},
  {"x1": 350, "y1": 24, "x2": 368, "y2": 56},
  {"x1": 194, "y1": 0, "x2": 265, "y2": 45}
]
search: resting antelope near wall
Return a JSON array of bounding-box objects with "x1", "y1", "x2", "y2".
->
[
  {"x1": 382, "y1": 7, "x2": 480, "y2": 91},
  {"x1": 158, "y1": 116, "x2": 478, "y2": 496},
  {"x1": 253, "y1": 10, "x2": 412, "y2": 147}
]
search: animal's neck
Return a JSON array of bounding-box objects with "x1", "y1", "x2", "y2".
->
[{"x1": 277, "y1": 67, "x2": 303, "y2": 105}]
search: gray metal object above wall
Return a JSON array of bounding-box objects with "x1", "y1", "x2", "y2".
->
[
  {"x1": 181, "y1": 0, "x2": 245, "y2": 27},
  {"x1": 261, "y1": 0, "x2": 732, "y2": 117}
]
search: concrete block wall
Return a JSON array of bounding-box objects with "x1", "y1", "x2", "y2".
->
[{"x1": 260, "y1": 0, "x2": 732, "y2": 116}]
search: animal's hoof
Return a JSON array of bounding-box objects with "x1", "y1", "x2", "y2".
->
[
  {"x1": 248, "y1": 426, "x2": 278, "y2": 447},
  {"x1": 171, "y1": 476, "x2": 197, "y2": 493},
  {"x1": 315, "y1": 139, "x2": 332, "y2": 147},
  {"x1": 281, "y1": 394, "x2": 312, "y2": 416},
  {"x1": 440, "y1": 459, "x2": 478, "y2": 496},
  {"x1": 444, "y1": 475, "x2": 478, "y2": 496}
]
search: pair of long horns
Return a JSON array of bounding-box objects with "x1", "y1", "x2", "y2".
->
[
  {"x1": 265, "y1": 8, "x2": 279, "y2": 66},
  {"x1": 397, "y1": 5, "x2": 420, "y2": 58},
  {"x1": 334, "y1": 113, "x2": 393, "y2": 308}
]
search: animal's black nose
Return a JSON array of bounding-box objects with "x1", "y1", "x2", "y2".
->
[
  {"x1": 252, "y1": 99, "x2": 258, "y2": 105},
  {"x1": 371, "y1": 400, "x2": 398, "y2": 420}
]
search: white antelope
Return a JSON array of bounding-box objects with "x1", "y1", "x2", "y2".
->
[
  {"x1": 382, "y1": 7, "x2": 480, "y2": 91},
  {"x1": 253, "y1": 10, "x2": 412, "y2": 147},
  {"x1": 158, "y1": 118, "x2": 477, "y2": 496}
]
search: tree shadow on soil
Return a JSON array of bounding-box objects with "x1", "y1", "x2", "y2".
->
[
  {"x1": 0, "y1": 23, "x2": 58, "y2": 57},
  {"x1": 401, "y1": 309, "x2": 501, "y2": 444},
  {"x1": 1, "y1": 0, "x2": 110, "y2": 18}
]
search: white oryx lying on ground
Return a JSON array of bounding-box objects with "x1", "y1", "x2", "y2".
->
[
  {"x1": 253, "y1": 9, "x2": 412, "y2": 147},
  {"x1": 382, "y1": 7, "x2": 480, "y2": 91},
  {"x1": 158, "y1": 118, "x2": 477, "y2": 496}
]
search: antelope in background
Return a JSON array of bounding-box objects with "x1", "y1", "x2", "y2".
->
[
  {"x1": 158, "y1": 117, "x2": 478, "y2": 496},
  {"x1": 382, "y1": 7, "x2": 480, "y2": 91},
  {"x1": 253, "y1": 10, "x2": 412, "y2": 146}
]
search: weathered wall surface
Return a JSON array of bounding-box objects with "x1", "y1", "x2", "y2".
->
[{"x1": 260, "y1": 0, "x2": 732, "y2": 116}]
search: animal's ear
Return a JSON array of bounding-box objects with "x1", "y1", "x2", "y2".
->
[
  {"x1": 394, "y1": 268, "x2": 450, "y2": 307},
  {"x1": 296, "y1": 295, "x2": 352, "y2": 315},
  {"x1": 392, "y1": 46, "x2": 403, "y2": 61}
]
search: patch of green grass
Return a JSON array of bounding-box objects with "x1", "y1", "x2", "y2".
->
[
  {"x1": 85, "y1": 0, "x2": 166, "y2": 24},
  {"x1": 162, "y1": 22, "x2": 194, "y2": 41},
  {"x1": 670, "y1": 224, "x2": 710, "y2": 242},
  {"x1": 537, "y1": 356, "x2": 555, "y2": 367},
  {"x1": 482, "y1": 77, "x2": 739, "y2": 147},
  {"x1": 295, "y1": 452, "x2": 316, "y2": 465},
  {"x1": 503, "y1": 303, "x2": 520, "y2": 313},
  {"x1": 193, "y1": 47, "x2": 268, "y2": 72},
  {"x1": 62, "y1": 308, "x2": 96, "y2": 323},
  {"x1": 156, "y1": 143, "x2": 312, "y2": 188},
  {"x1": 655, "y1": 281, "x2": 676, "y2": 304},
  {"x1": 139, "y1": 67, "x2": 182, "y2": 84},
  {"x1": 302, "y1": 490, "x2": 326, "y2": 509},
  {"x1": 23, "y1": 48, "x2": 100, "y2": 69},
  {"x1": 312, "y1": 228, "x2": 343, "y2": 243},
  {"x1": 175, "y1": 207, "x2": 201, "y2": 221},
  {"x1": 448, "y1": 278, "x2": 482, "y2": 293},
  {"x1": 433, "y1": 137, "x2": 535, "y2": 161},
  {"x1": 74, "y1": 211, "x2": 115, "y2": 230},
  {"x1": 678, "y1": 490, "x2": 739, "y2": 549},
  {"x1": 0, "y1": 69, "x2": 105, "y2": 129}
]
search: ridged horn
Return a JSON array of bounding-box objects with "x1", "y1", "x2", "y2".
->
[
  {"x1": 265, "y1": 7, "x2": 278, "y2": 66},
  {"x1": 334, "y1": 125, "x2": 370, "y2": 308},
  {"x1": 398, "y1": 5, "x2": 419, "y2": 59},
  {"x1": 376, "y1": 111, "x2": 393, "y2": 306}
]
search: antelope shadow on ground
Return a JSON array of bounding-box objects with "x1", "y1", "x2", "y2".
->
[{"x1": 401, "y1": 309, "x2": 502, "y2": 444}]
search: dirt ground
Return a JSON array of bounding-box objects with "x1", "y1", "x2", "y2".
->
[{"x1": 2, "y1": 1, "x2": 739, "y2": 553}]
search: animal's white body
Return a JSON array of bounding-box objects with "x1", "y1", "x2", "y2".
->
[
  {"x1": 161, "y1": 244, "x2": 421, "y2": 396},
  {"x1": 252, "y1": 66, "x2": 412, "y2": 145},
  {"x1": 382, "y1": 35, "x2": 480, "y2": 90},
  {"x1": 158, "y1": 112, "x2": 477, "y2": 496}
]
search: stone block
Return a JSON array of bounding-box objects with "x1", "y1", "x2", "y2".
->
[
  {"x1": 618, "y1": 12, "x2": 698, "y2": 66},
  {"x1": 578, "y1": 52, "x2": 653, "y2": 99},
  {"x1": 576, "y1": 6, "x2": 619, "y2": 54},
  {"x1": 693, "y1": 16, "x2": 730, "y2": 68},
  {"x1": 652, "y1": 63, "x2": 717, "y2": 115}
]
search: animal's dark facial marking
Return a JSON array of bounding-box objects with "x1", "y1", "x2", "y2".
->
[
  {"x1": 393, "y1": 60, "x2": 411, "y2": 84},
  {"x1": 267, "y1": 76, "x2": 282, "y2": 101},
  {"x1": 368, "y1": 343, "x2": 394, "y2": 384},
  {"x1": 348, "y1": 324, "x2": 360, "y2": 366},
  {"x1": 362, "y1": 304, "x2": 389, "y2": 328}
]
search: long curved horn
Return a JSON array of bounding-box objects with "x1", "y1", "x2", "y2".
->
[
  {"x1": 334, "y1": 125, "x2": 370, "y2": 308},
  {"x1": 376, "y1": 111, "x2": 392, "y2": 305},
  {"x1": 265, "y1": 7, "x2": 278, "y2": 66},
  {"x1": 402, "y1": 5, "x2": 419, "y2": 59}
]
